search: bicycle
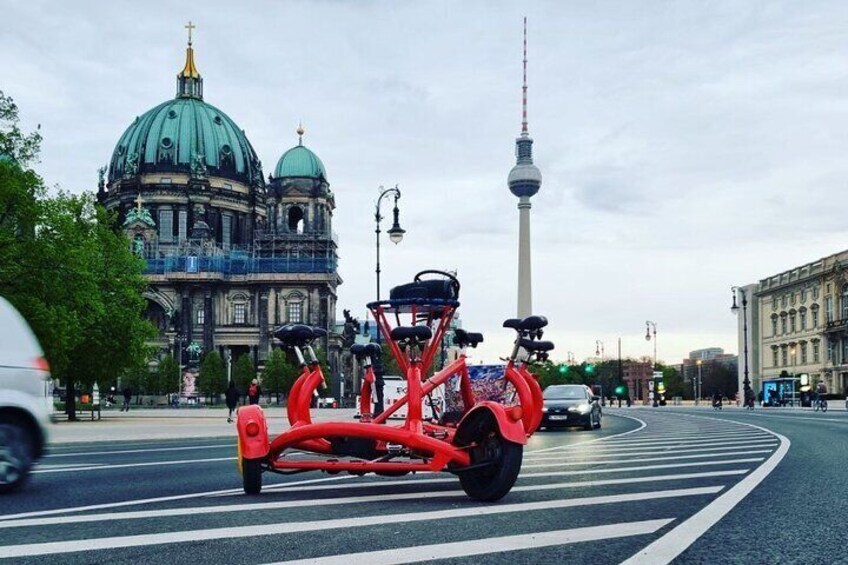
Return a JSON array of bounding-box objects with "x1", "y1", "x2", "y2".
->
[{"x1": 813, "y1": 396, "x2": 828, "y2": 413}]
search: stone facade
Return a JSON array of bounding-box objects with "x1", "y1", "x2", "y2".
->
[{"x1": 744, "y1": 249, "x2": 848, "y2": 398}]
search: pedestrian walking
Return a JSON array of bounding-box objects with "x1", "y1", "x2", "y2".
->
[
  {"x1": 121, "y1": 386, "x2": 132, "y2": 412},
  {"x1": 248, "y1": 379, "x2": 262, "y2": 405},
  {"x1": 225, "y1": 381, "x2": 239, "y2": 423}
]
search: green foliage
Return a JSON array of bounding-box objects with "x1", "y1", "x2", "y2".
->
[
  {"x1": 198, "y1": 351, "x2": 226, "y2": 403},
  {"x1": 233, "y1": 354, "x2": 256, "y2": 391},
  {"x1": 0, "y1": 93, "x2": 155, "y2": 419},
  {"x1": 156, "y1": 356, "x2": 179, "y2": 395},
  {"x1": 0, "y1": 90, "x2": 42, "y2": 165},
  {"x1": 261, "y1": 348, "x2": 298, "y2": 404},
  {"x1": 661, "y1": 365, "x2": 686, "y2": 399}
]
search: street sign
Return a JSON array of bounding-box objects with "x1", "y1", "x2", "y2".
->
[
  {"x1": 652, "y1": 371, "x2": 663, "y2": 380},
  {"x1": 648, "y1": 380, "x2": 655, "y2": 392}
]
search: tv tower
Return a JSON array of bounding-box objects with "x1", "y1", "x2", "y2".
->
[{"x1": 508, "y1": 17, "x2": 542, "y2": 318}]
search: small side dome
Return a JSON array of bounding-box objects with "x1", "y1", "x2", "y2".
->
[{"x1": 274, "y1": 145, "x2": 326, "y2": 180}]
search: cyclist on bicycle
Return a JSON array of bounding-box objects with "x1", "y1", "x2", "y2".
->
[
  {"x1": 712, "y1": 390, "x2": 722, "y2": 408},
  {"x1": 815, "y1": 380, "x2": 828, "y2": 408}
]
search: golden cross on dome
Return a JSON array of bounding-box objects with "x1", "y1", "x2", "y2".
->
[
  {"x1": 135, "y1": 193, "x2": 144, "y2": 212},
  {"x1": 185, "y1": 21, "x2": 196, "y2": 46}
]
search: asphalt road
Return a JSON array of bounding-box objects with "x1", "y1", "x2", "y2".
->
[{"x1": 0, "y1": 407, "x2": 840, "y2": 564}]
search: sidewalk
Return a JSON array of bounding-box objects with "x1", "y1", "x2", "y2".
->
[{"x1": 49, "y1": 407, "x2": 359, "y2": 445}]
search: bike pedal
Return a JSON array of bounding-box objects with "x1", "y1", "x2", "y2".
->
[{"x1": 386, "y1": 443, "x2": 403, "y2": 455}]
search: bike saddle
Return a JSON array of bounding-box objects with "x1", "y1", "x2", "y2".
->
[
  {"x1": 503, "y1": 315, "x2": 548, "y2": 331},
  {"x1": 273, "y1": 324, "x2": 316, "y2": 345},
  {"x1": 453, "y1": 329, "x2": 484, "y2": 348},
  {"x1": 517, "y1": 338, "x2": 555, "y2": 352},
  {"x1": 390, "y1": 325, "x2": 432, "y2": 342},
  {"x1": 350, "y1": 342, "x2": 382, "y2": 359}
]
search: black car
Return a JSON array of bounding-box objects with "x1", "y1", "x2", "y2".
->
[{"x1": 541, "y1": 384, "x2": 602, "y2": 431}]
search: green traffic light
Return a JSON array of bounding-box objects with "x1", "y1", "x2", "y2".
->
[
  {"x1": 558, "y1": 364, "x2": 569, "y2": 374},
  {"x1": 615, "y1": 385, "x2": 626, "y2": 395},
  {"x1": 585, "y1": 364, "x2": 594, "y2": 374}
]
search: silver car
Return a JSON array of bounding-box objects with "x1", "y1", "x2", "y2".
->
[{"x1": 0, "y1": 296, "x2": 52, "y2": 493}]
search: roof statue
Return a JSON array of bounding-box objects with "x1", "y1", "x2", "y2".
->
[{"x1": 123, "y1": 193, "x2": 155, "y2": 228}]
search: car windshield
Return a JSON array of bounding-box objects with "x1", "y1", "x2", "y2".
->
[{"x1": 544, "y1": 386, "x2": 585, "y2": 400}]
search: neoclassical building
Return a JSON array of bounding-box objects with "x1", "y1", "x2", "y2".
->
[
  {"x1": 740, "y1": 249, "x2": 848, "y2": 399},
  {"x1": 97, "y1": 34, "x2": 343, "y2": 376}
]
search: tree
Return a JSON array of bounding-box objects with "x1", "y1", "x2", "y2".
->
[
  {"x1": 0, "y1": 92, "x2": 155, "y2": 420},
  {"x1": 661, "y1": 365, "x2": 686, "y2": 400},
  {"x1": 262, "y1": 348, "x2": 298, "y2": 404},
  {"x1": 197, "y1": 351, "x2": 226, "y2": 404},
  {"x1": 233, "y1": 354, "x2": 256, "y2": 393},
  {"x1": 156, "y1": 356, "x2": 179, "y2": 396}
]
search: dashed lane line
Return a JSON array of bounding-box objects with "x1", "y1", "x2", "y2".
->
[
  {"x1": 0, "y1": 486, "x2": 723, "y2": 559},
  {"x1": 265, "y1": 519, "x2": 676, "y2": 565},
  {"x1": 621, "y1": 417, "x2": 790, "y2": 565},
  {"x1": 0, "y1": 470, "x2": 747, "y2": 531}
]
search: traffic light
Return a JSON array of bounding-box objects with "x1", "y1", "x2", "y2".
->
[
  {"x1": 615, "y1": 385, "x2": 626, "y2": 396},
  {"x1": 558, "y1": 364, "x2": 569, "y2": 375},
  {"x1": 585, "y1": 364, "x2": 595, "y2": 374}
]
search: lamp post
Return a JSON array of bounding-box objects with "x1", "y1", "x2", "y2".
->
[
  {"x1": 645, "y1": 321, "x2": 658, "y2": 407},
  {"x1": 731, "y1": 286, "x2": 751, "y2": 404},
  {"x1": 696, "y1": 359, "x2": 703, "y2": 405},
  {"x1": 566, "y1": 351, "x2": 575, "y2": 364},
  {"x1": 173, "y1": 334, "x2": 185, "y2": 408},
  {"x1": 595, "y1": 340, "x2": 605, "y2": 360},
  {"x1": 373, "y1": 185, "x2": 405, "y2": 417},
  {"x1": 375, "y1": 185, "x2": 405, "y2": 302}
]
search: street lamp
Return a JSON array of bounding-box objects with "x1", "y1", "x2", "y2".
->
[
  {"x1": 173, "y1": 333, "x2": 185, "y2": 407},
  {"x1": 375, "y1": 185, "x2": 404, "y2": 301},
  {"x1": 566, "y1": 351, "x2": 575, "y2": 364},
  {"x1": 731, "y1": 286, "x2": 752, "y2": 405},
  {"x1": 645, "y1": 321, "x2": 658, "y2": 407},
  {"x1": 696, "y1": 359, "x2": 703, "y2": 406},
  {"x1": 373, "y1": 185, "x2": 404, "y2": 417},
  {"x1": 595, "y1": 340, "x2": 605, "y2": 360}
]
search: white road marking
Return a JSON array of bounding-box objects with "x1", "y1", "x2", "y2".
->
[
  {"x1": 0, "y1": 470, "x2": 744, "y2": 530},
  {"x1": 265, "y1": 519, "x2": 675, "y2": 565},
  {"x1": 528, "y1": 413, "x2": 647, "y2": 454},
  {"x1": 31, "y1": 456, "x2": 236, "y2": 474},
  {"x1": 0, "y1": 487, "x2": 723, "y2": 559},
  {"x1": 523, "y1": 437, "x2": 775, "y2": 457},
  {"x1": 43, "y1": 444, "x2": 233, "y2": 458},
  {"x1": 32, "y1": 463, "x2": 104, "y2": 470},
  {"x1": 621, "y1": 418, "x2": 790, "y2": 565},
  {"x1": 535, "y1": 440, "x2": 778, "y2": 457},
  {"x1": 587, "y1": 433, "x2": 774, "y2": 446},
  {"x1": 521, "y1": 449, "x2": 774, "y2": 469},
  {"x1": 0, "y1": 475, "x2": 356, "y2": 522}
]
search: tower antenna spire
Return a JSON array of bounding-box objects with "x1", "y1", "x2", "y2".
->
[{"x1": 521, "y1": 16, "x2": 528, "y2": 134}]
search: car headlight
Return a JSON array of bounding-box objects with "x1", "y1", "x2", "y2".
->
[
  {"x1": 576, "y1": 403, "x2": 591, "y2": 414},
  {"x1": 542, "y1": 407, "x2": 549, "y2": 413}
]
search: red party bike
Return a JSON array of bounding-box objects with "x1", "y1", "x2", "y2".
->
[{"x1": 235, "y1": 270, "x2": 554, "y2": 501}]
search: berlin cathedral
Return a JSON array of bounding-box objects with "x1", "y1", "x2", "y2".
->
[{"x1": 97, "y1": 27, "x2": 343, "y2": 380}]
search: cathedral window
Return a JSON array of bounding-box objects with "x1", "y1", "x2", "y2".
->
[
  {"x1": 841, "y1": 284, "x2": 848, "y2": 320},
  {"x1": 159, "y1": 209, "x2": 173, "y2": 242},
  {"x1": 222, "y1": 213, "x2": 232, "y2": 249},
  {"x1": 287, "y1": 301, "x2": 302, "y2": 323},
  {"x1": 196, "y1": 309, "x2": 204, "y2": 325},
  {"x1": 178, "y1": 210, "x2": 187, "y2": 242},
  {"x1": 233, "y1": 303, "x2": 246, "y2": 325},
  {"x1": 288, "y1": 206, "x2": 304, "y2": 234}
]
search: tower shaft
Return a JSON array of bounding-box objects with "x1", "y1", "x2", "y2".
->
[{"x1": 517, "y1": 197, "x2": 532, "y2": 317}]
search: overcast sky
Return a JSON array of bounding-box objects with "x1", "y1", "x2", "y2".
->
[{"x1": 3, "y1": 1, "x2": 848, "y2": 365}]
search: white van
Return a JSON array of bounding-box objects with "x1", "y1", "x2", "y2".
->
[
  {"x1": 356, "y1": 375, "x2": 445, "y2": 420},
  {"x1": 0, "y1": 296, "x2": 52, "y2": 493}
]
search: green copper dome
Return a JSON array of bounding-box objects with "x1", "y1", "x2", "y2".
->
[
  {"x1": 108, "y1": 97, "x2": 263, "y2": 186},
  {"x1": 274, "y1": 144, "x2": 326, "y2": 180}
]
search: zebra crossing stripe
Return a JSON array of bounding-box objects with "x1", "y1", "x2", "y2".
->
[
  {"x1": 0, "y1": 487, "x2": 722, "y2": 559},
  {"x1": 0, "y1": 472, "x2": 742, "y2": 530},
  {"x1": 264, "y1": 519, "x2": 675, "y2": 564}
]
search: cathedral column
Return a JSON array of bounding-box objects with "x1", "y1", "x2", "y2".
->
[
  {"x1": 258, "y1": 287, "x2": 269, "y2": 362},
  {"x1": 203, "y1": 287, "x2": 214, "y2": 354},
  {"x1": 181, "y1": 287, "x2": 192, "y2": 339}
]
